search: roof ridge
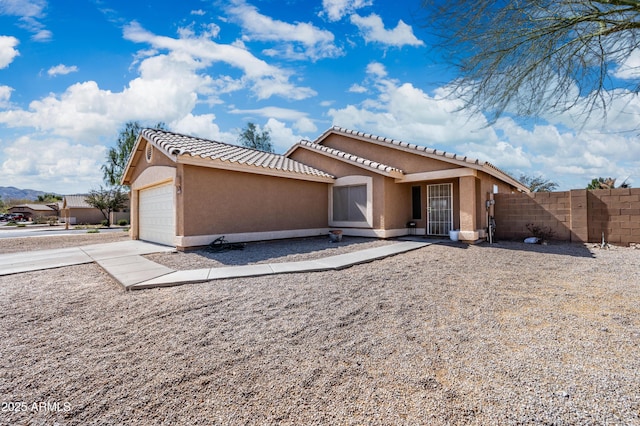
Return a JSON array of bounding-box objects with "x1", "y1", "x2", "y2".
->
[
  {"x1": 141, "y1": 128, "x2": 334, "y2": 179},
  {"x1": 142, "y1": 128, "x2": 281, "y2": 157},
  {"x1": 320, "y1": 126, "x2": 527, "y2": 189},
  {"x1": 300, "y1": 140, "x2": 404, "y2": 174}
]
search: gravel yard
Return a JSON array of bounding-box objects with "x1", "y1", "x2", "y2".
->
[
  {"x1": 1, "y1": 233, "x2": 639, "y2": 425},
  {"x1": 145, "y1": 236, "x2": 398, "y2": 269}
]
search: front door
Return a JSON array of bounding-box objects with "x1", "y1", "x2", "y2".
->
[{"x1": 427, "y1": 183, "x2": 453, "y2": 236}]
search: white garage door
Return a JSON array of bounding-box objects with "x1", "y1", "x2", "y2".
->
[{"x1": 139, "y1": 183, "x2": 175, "y2": 246}]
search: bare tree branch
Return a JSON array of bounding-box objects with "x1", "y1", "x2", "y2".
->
[{"x1": 421, "y1": 0, "x2": 640, "y2": 124}]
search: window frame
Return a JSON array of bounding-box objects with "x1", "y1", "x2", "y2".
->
[{"x1": 329, "y1": 175, "x2": 373, "y2": 228}]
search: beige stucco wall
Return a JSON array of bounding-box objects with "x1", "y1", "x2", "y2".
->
[
  {"x1": 289, "y1": 148, "x2": 389, "y2": 230},
  {"x1": 320, "y1": 133, "x2": 464, "y2": 174},
  {"x1": 179, "y1": 165, "x2": 329, "y2": 237},
  {"x1": 64, "y1": 208, "x2": 105, "y2": 225}
]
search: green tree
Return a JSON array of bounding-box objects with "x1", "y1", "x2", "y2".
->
[
  {"x1": 237, "y1": 122, "x2": 274, "y2": 152},
  {"x1": 102, "y1": 121, "x2": 166, "y2": 186},
  {"x1": 37, "y1": 193, "x2": 62, "y2": 203},
  {"x1": 85, "y1": 187, "x2": 128, "y2": 227},
  {"x1": 587, "y1": 177, "x2": 631, "y2": 189},
  {"x1": 519, "y1": 174, "x2": 559, "y2": 192},
  {"x1": 422, "y1": 0, "x2": 640, "y2": 124}
]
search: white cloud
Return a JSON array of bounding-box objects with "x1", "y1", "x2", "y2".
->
[
  {"x1": 0, "y1": 135, "x2": 106, "y2": 194},
  {"x1": 321, "y1": 0, "x2": 371, "y2": 22},
  {"x1": 263, "y1": 118, "x2": 307, "y2": 152},
  {"x1": 0, "y1": 0, "x2": 46, "y2": 17},
  {"x1": 0, "y1": 51, "x2": 213, "y2": 142},
  {"x1": 366, "y1": 61, "x2": 387, "y2": 77},
  {"x1": 229, "y1": 106, "x2": 318, "y2": 134},
  {"x1": 190, "y1": 9, "x2": 206, "y2": 16},
  {"x1": 123, "y1": 21, "x2": 316, "y2": 100},
  {"x1": 327, "y1": 63, "x2": 640, "y2": 189},
  {"x1": 0, "y1": 0, "x2": 51, "y2": 41},
  {"x1": 226, "y1": 0, "x2": 342, "y2": 61},
  {"x1": 613, "y1": 49, "x2": 640, "y2": 80},
  {"x1": 47, "y1": 64, "x2": 78, "y2": 76},
  {"x1": 170, "y1": 113, "x2": 236, "y2": 143},
  {"x1": 348, "y1": 83, "x2": 367, "y2": 93},
  {"x1": 0, "y1": 85, "x2": 12, "y2": 107},
  {"x1": 0, "y1": 35, "x2": 19, "y2": 68},
  {"x1": 350, "y1": 14, "x2": 424, "y2": 47}
]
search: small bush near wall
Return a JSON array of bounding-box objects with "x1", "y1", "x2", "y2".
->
[{"x1": 495, "y1": 188, "x2": 640, "y2": 246}]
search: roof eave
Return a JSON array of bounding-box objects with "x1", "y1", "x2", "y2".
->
[
  {"x1": 293, "y1": 143, "x2": 404, "y2": 179},
  {"x1": 176, "y1": 155, "x2": 335, "y2": 183}
]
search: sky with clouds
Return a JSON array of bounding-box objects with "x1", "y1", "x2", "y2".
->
[{"x1": 0, "y1": 0, "x2": 638, "y2": 194}]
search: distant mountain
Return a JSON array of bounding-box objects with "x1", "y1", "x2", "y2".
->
[{"x1": 0, "y1": 186, "x2": 54, "y2": 201}]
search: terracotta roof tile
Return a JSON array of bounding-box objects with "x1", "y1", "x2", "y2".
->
[
  {"x1": 321, "y1": 126, "x2": 525, "y2": 190},
  {"x1": 297, "y1": 140, "x2": 404, "y2": 176},
  {"x1": 63, "y1": 194, "x2": 94, "y2": 209},
  {"x1": 142, "y1": 129, "x2": 334, "y2": 179}
]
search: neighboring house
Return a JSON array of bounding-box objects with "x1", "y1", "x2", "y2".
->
[
  {"x1": 8, "y1": 204, "x2": 57, "y2": 221},
  {"x1": 122, "y1": 127, "x2": 528, "y2": 248},
  {"x1": 60, "y1": 195, "x2": 107, "y2": 225}
]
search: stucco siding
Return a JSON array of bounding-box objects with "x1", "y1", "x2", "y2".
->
[
  {"x1": 181, "y1": 165, "x2": 328, "y2": 237},
  {"x1": 320, "y1": 133, "x2": 464, "y2": 174}
]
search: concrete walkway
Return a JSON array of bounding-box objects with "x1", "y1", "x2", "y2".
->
[
  {"x1": 0, "y1": 240, "x2": 430, "y2": 290},
  {"x1": 0, "y1": 240, "x2": 175, "y2": 276}
]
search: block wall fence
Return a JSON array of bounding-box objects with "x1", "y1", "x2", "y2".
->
[{"x1": 493, "y1": 188, "x2": 640, "y2": 246}]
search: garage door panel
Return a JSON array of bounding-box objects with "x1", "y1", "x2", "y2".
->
[{"x1": 139, "y1": 183, "x2": 175, "y2": 246}]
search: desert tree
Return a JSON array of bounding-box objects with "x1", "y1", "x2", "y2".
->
[
  {"x1": 102, "y1": 121, "x2": 166, "y2": 186},
  {"x1": 85, "y1": 186, "x2": 128, "y2": 227},
  {"x1": 237, "y1": 122, "x2": 274, "y2": 152},
  {"x1": 586, "y1": 176, "x2": 631, "y2": 189},
  {"x1": 519, "y1": 174, "x2": 559, "y2": 192},
  {"x1": 421, "y1": 0, "x2": 640, "y2": 124}
]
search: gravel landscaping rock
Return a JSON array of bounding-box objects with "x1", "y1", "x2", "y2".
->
[
  {"x1": 1, "y1": 237, "x2": 639, "y2": 425},
  {"x1": 0, "y1": 231, "x2": 129, "y2": 254},
  {"x1": 145, "y1": 236, "x2": 398, "y2": 270}
]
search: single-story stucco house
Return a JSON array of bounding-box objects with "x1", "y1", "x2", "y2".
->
[
  {"x1": 60, "y1": 195, "x2": 106, "y2": 225},
  {"x1": 8, "y1": 204, "x2": 58, "y2": 221},
  {"x1": 60, "y1": 194, "x2": 131, "y2": 225},
  {"x1": 122, "y1": 127, "x2": 528, "y2": 249}
]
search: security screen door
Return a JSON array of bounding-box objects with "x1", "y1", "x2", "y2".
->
[{"x1": 427, "y1": 183, "x2": 453, "y2": 236}]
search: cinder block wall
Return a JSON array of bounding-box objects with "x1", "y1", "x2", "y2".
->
[
  {"x1": 494, "y1": 188, "x2": 640, "y2": 246},
  {"x1": 494, "y1": 191, "x2": 571, "y2": 241}
]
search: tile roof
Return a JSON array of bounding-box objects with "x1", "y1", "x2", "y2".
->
[
  {"x1": 11, "y1": 204, "x2": 55, "y2": 211},
  {"x1": 141, "y1": 129, "x2": 334, "y2": 180},
  {"x1": 63, "y1": 194, "x2": 94, "y2": 209},
  {"x1": 310, "y1": 126, "x2": 527, "y2": 191},
  {"x1": 296, "y1": 140, "x2": 404, "y2": 177}
]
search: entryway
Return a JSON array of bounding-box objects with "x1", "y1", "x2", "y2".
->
[{"x1": 427, "y1": 183, "x2": 453, "y2": 236}]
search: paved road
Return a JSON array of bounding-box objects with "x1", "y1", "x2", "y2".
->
[{"x1": 0, "y1": 225, "x2": 125, "y2": 239}]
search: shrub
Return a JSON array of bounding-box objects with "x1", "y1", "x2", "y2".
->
[
  {"x1": 87, "y1": 229, "x2": 100, "y2": 234},
  {"x1": 117, "y1": 219, "x2": 129, "y2": 226},
  {"x1": 526, "y1": 223, "x2": 555, "y2": 242},
  {"x1": 100, "y1": 219, "x2": 109, "y2": 227}
]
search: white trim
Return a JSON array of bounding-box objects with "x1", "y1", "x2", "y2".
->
[
  {"x1": 398, "y1": 168, "x2": 476, "y2": 183},
  {"x1": 329, "y1": 175, "x2": 373, "y2": 228},
  {"x1": 176, "y1": 228, "x2": 330, "y2": 248}
]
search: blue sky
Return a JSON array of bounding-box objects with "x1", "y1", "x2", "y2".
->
[{"x1": 0, "y1": 0, "x2": 638, "y2": 194}]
